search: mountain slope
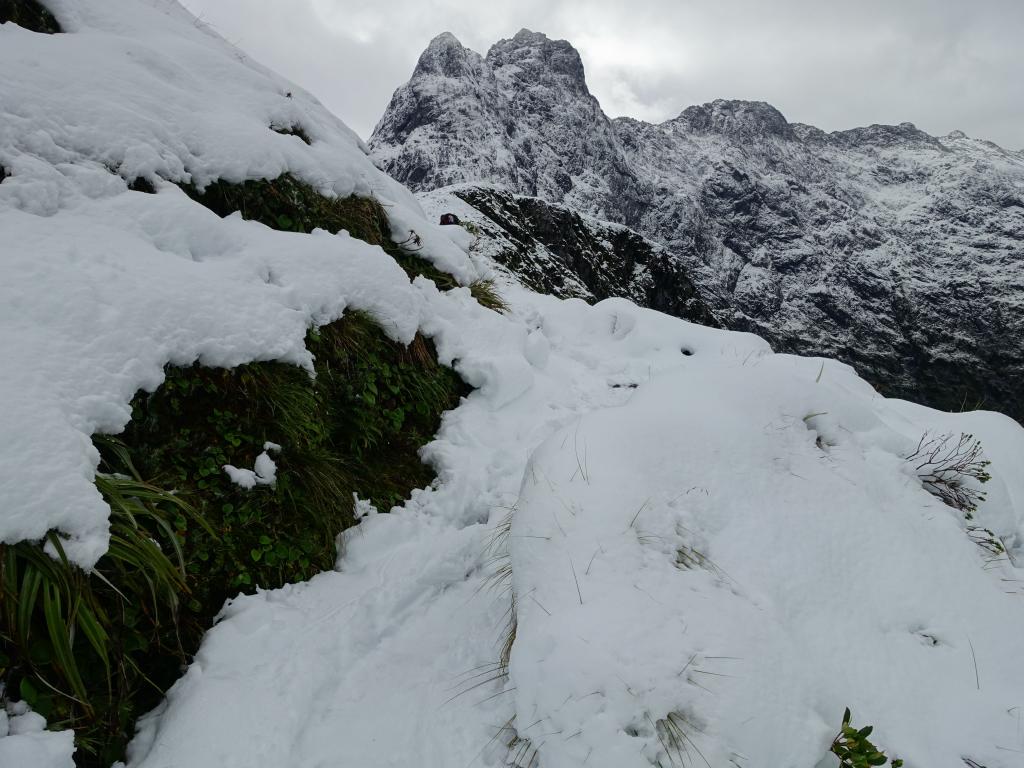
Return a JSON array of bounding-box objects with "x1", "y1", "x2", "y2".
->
[
  {"x1": 370, "y1": 31, "x2": 1024, "y2": 420},
  {"x1": 3, "y1": 6, "x2": 1024, "y2": 768}
]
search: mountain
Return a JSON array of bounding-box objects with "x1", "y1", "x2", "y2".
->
[
  {"x1": 370, "y1": 31, "x2": 1024, "y2": 420},
  {"x1": 5, "y1": 5, "x2": 1024, "y2": 768}
]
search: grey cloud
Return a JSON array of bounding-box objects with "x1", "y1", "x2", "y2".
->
[{"x1": 180, "y1": 0, "x2": 1022, "y2": 148}]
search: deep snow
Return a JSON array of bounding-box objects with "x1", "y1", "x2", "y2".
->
[{"x1": 2, "y1": 3, "x2": 1023, "y2": 768}]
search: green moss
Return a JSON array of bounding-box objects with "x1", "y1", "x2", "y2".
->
[
  {"x1": 0, "y1": 0, "x2": 61, "y2": 33},
  {"x1": 116, "y1": 313, "x2": 466, "y2": 618},
  {"x1": 1, "y1": 314, "x2": 466, "y2": 766}
]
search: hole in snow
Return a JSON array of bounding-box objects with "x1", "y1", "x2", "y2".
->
[
  {"x1": 680, "y1": 347, "x2": 694, "y2": 356},
  {"x1": 270, "y1": 123, "x2": 312, "y2": 145},
  {"x1": 0, "y1": 166, "x2": 8, "y2": 184},
  {"x1": 127, "y1": 176, "x2": 157, "y2": 194}
]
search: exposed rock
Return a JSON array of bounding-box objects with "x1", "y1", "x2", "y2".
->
[{"x1": 420, "y1": 185, "x2": 718, "y2": 327}]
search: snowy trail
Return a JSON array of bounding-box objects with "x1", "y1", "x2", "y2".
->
[{"x1": 3, "y1": 3, "x2": 1024, "y2": 767}]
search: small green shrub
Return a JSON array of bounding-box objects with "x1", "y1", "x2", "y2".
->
[
  {"x1": 905, "y1": 432, "x2": 991, "y2": 518},
  {"x1": 830, "y1": 708, "x2": 903, "y2": 768}
]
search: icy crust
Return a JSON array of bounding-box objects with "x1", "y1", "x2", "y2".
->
[
  {"x1": 0, "y1": 0, "x2": 477, "y2": 566},
  {"x1": 126, "y1": 288, "x2": 1024, "y2": 768}
]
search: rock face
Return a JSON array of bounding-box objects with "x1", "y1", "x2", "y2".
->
[
  {"x1": 371, "y1": 30, "x2": 1024, "y2": 421},
  {"x1": 420, "y1": 185, "x2": 718, "y2": 328}
]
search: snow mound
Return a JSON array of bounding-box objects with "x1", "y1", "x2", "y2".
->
[{"x1": 509, "y1": 355, "x2": 1024, "y2": 768}]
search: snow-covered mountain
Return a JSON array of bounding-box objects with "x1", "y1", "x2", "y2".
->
[
  {"x1": 370, "y1": 30, "x2": 1024, "y2": 421},
  {"x1": 3, "y1": 5, "x2": 1024, "y2": 768}
]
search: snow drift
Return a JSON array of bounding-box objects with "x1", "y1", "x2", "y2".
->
[{"x1": 2, "y1": 2, "x2": 1023, "y2": 767}]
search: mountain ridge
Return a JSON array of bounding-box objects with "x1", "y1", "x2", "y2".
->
[{"x1": 370, "y1": 30, "x2": 1024, "y2": 421}]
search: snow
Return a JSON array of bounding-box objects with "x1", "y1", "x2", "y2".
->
[
  {"x1": 124, "y1": 284, "x2": 1024, "y2": 768},
  {"x1": 222, "y1": 448, "x2": 277, "y2": 490},
  {"x1": 0, "y1": 0, "x2": 476, "y2": 565},
  {"x1": 2, "y1": 3, "x2": 1024, "y2": 768},
  {"x1": 0, "y1": 702, "x2": 74, "y2": 768}
]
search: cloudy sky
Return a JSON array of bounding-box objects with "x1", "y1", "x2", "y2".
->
[{"x1": 179, "y1": 0, "x2": 1022, "y2": 149}]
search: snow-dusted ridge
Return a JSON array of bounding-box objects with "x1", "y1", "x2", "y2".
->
[
  {"x1": 2, "y1": 4, "x2": 1024, "y2": 768},
  {"x1": 371, "y1": 30, "x2": 1024, "y2": 423}
]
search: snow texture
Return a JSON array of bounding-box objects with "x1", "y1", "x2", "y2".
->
[{"x1": 2, "y1": 5, "x2": 1024, "y2": 768}]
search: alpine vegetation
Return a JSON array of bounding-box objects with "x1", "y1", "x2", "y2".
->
[{"x1": 1, "y1": 3, "x2": 1023, "y2": 768}]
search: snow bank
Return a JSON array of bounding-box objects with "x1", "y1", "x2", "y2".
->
[
  {"x1": 0, "y1": 0, "x2": 476, "y2": 565},
  {"x1": 0, "y1": 701, "x2": 74, "y2": 768}
]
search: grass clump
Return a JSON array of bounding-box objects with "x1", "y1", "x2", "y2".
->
[
  {"x1": 0, "y1": 0, "x2": 61, "y2": 33},
  {"x1": 0, "y1": 471, "x2": 210, "y2": 767},
  {"x1": 830, "y1": 708, "x2": 903, "y2": 767}
]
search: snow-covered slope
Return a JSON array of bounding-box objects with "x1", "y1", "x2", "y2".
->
[
  {"x1": 370, "y1": 31, "x2": 1024, "y2": 423},
  {"x1": 0, "y1": 0, "x2": 477, "y2": 567},
  {"x1": 3, "y1": 5, "x2": 1024, "y2": 768}
]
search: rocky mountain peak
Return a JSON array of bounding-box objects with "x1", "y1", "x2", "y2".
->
[
  {"x1": 412, "y1": 31, "x2": 484, "y2": 78},
  {"x1": 673, "y1": 99, "x2": 795, "y2": 141},
  {"x1": 831, "y1": 120, "x2": 943, "y2": 149},
  {"x1": 486, "y1": 28, "x2": 590, "y2": 96}
]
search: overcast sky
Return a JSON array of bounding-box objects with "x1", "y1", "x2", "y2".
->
[{"x1": 179, "y1": 0, "x2": 1022, "y2": 149}]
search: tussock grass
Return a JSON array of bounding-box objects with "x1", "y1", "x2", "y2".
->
[
  {"x1": 0, "y1": 466, "x2": 209, "y2": 766},
  {"x1": 469, "y1": 278, "x2": 510, "y2": 313},
  {"x1": 651, "y1": 711, "x2": 711, "y2": 768}
]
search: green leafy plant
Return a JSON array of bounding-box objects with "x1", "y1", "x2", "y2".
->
[
  {"x1": 0, "y1": 469, "x2": 211, "y2": 766},
  {"x1": 830, "y1": 708, "x2": 903, "y2": 768}
]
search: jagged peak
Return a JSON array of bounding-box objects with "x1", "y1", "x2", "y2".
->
[
  {"x1": 412, "y1": 31, "x2": 483, "y2": 78},
  {"x1": 486, "y1": 29, "x2": 589, "y2": 94},
  {"x1": 673, "y1": 99, "x2": 794, "y2": 140}
]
